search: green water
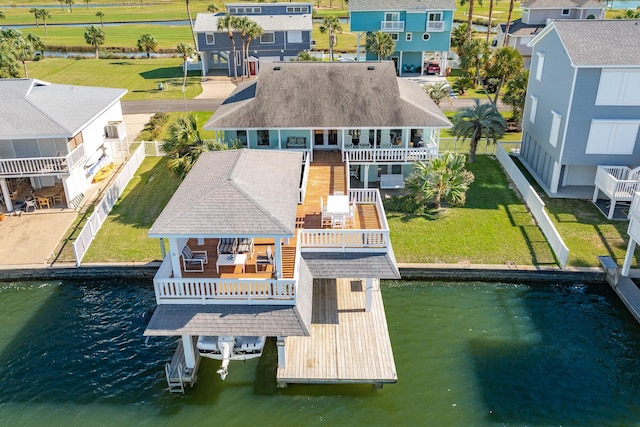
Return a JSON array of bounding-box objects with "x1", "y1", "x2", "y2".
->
[{"x1": 1, "y1": 279, "x2": 640, "y2": 426}]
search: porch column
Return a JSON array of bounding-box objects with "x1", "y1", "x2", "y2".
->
[
  {"x1": 169, "y1": 237, "x2": 182, "y2": 279},
  {"x1": 549, "y1": 162, "x2": 562, "y2": 194},
  {"x1": 365, "y1": 278, "x2": 374, "y2": 312},
  {"x1": 274, "y1": 237, "x2": 283, "y2": 279},
  {"x1": 278, "y1": 129, "x2": 282, "y2": 149},
  {"x1": 399, "y1": 51, "x2": 403, "y2": 76},
  {"x1": 622, "y1": 239, "x2": 636, "y2": 277},
  {"x1": 182, "y1": 335, "x2": 196, "y2": 369},
  {"x1": 364, "y1": 164, "x2": 370, "y2": 189},
  {"x1": 277, "y1": 336, "x2": 286, "y2": 368},
  {"x1": 355, "y1": 32, "x2": 363, "y2": 62},
  {"x1": 0, "y1": 178, "x2": 13, "y2": 212},
  {"x1": 159, "y1": 238, "x2": 166, "y2": 259}
]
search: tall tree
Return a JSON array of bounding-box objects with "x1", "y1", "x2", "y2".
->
[
  {"x1": 217, "y1": 14, "x2": 239, "y2": 79},
  {"x1": 484, "y1": 46, "x2": 523, "y2": 105},
  {"x1": 365, "y1": 30, "x2": 395, "y2": 61},
  {"x1": 95, "y1": 11, "x2": 104, "y2": 27},
  {"x1": 459, "y1": 0, "x2": 482, "y2": 40},
  {"x1": 235, "y1": 16, "x2": 251, "y2": 79},
  {"x1": 244, "y1": 20, "x2": 263, "y2": 77},
  {"x1": 137, "y1": 33, "x2": 158, "y2": 59},
  {"x1": 65, "y1": 0, "x2": 74, "y2": 13},
  {"x1": 84, "y1": 25, "x2": 105, "y2": 59},
  {"x1": 502, "y1": 69, "x2": 529, "y2": 130},
  {"x1": 85, "y1": 0, "x2": 90, "y2": 9},
  {"x1": 459, "y1": 38, "x2": 492, "y2": 100},
  {"x1": 26, "y1": 33, "x2": 45, "y2": 57},
  {"x1": 503, "y1": 0, "x2": 515, "y2": 46},
  {"x1": 319, "y1": 16, "x2": 342, "y2": 61},
  {"x1": 58, "y1": 0, "x2": 65, "y2": 11},
  {"x1": 13, "y1": 36, "x2": 35, "y2": 78},
  {"x1": 40, "y1": 9, "x2": 51, "y2": 36},
  {"x1": 176, "y1": 42, "x2": 194, "y2": 87},
  {"x1": 184, "y1": 0, "x2": 198, "y2": 51},
  {"x1": 450, "y1": 23, "x2": 469, "y2": 57},
  {"x1": 486, "y1": 0, "x2": 494, "y2": 42},
  {"x1": 30, "y1": 8, "x2": 41, "y2": 27},
  {"x1": 450, "y1": 98, "x2": 505, "y2": 163}
]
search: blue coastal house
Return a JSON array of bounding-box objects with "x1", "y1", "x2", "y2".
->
[
  {"x1": 519, "y1": 19, "x2": 640, "y2": 216},
  {"x1": 193, "y1": 2, "x2": 313, "y2": 77},
  {"x1": 348, "y1": 0, "x2": 455, "y2": 76}
]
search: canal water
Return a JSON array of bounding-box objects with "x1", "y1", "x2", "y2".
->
[{"x1": 1, "y1": 278, "x2": 640, "y2": 425}]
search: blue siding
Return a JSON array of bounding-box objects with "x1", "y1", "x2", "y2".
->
[
  {"x1": 228, "y1": 4, "x2": 312, "y2": 16},
  {"x1": 350, "y1": 11, "x2": 387, "y2": 32}
]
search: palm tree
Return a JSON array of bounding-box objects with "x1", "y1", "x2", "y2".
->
[
  {"x1": 486, "y1": 0, "x2": 494, "y2": 43},
  {"x1": 13, "y1": 36, "x2": 35, "y2": 78},
  {"x1": 26, "y1": 33, "x2": 44, "y2": 57},
  {"x1": 459, "y1": 38, "x2": 491, "y2": 97},
  {"x1": 615, "y1": 8, "x2": 640, "y2": 18},
  {"x1": 40, "y1": 9, "x2": 51, "y2": 36},
  {"x1": 503, "y1": 0, "x2": 515, "y2": 46},
  {"x1": 459, "y1": 0, "x2": 482, "y2": 41},
  {"x1": 484, "y1": 46, "x2": 523, "y2": 105},
  {"x1": 95, "y1": 11, "x2": 104, "y2": 27},
  {"x1": 0, "y1": 44, "x2": 20, "y2": 78},
  {"x1": 184, "y1": 0, "x2": 198, "y2": 51},
  {"x1": 176, "y1": 42, "x2": 194, "y2": 87},
  {"x1": 0, "y1": 10, "x2": 5, "y2": 19},
  {"x1": 244, "y1": 20, "x2": 263, "y2": 77},
  {"x1": 503, "y1": 69, "x2": 529, "y2": 130},
  {"x1": 407, "y1": 154, "x2": 475, "y2": 210},
  {"x1": 207, "y1": 3, "x2": 219, "y2": 12},
  {"x1": 84, "y1": 25, "x2": 105, "y2": 59},
  {"x1": 65, "y1": 0, "x2": 74, "y2": 13},
  {"x1": 85, "y1": 0, "x2": 90, "y2": 9},
  {"x1": 424, "y1": 82, "x2": 450, "y2": 107},
  {"x1": 58, "y1": 0, "x2": 65, "y2": 11},
  {"x1": 365, "y1": 30, "x2": 395, "y2": 61},
  {"x1": 137, "y1": 33, "x2": 158, "y2": 59},
  {"x1": 450, "y1": 23, "x2": 470, "y2": 57},
  {"x1": 235, "y1": 16, "x2": 251, "y2": 79},
  {"x1": 29, "y1": 8, "x2": 41, "y2": 27},
  {"x1": 450, "y1": 98, "x2": 505, "y2": 163},
  {"x1": 217, "y1": 14, "x2": 239, "y2": 79},
  {"x1": 319, "y1": 16, "x2": 342, "y2": 61},
  {"x1": 294, "y1": 51, "x2": 319, "y2": 61}
]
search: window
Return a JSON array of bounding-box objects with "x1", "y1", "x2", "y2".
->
[
  {"x1": 422, "y1": 33, "x2": 430, "y2": 41},
  {"x1": 236, "y1": 130, "x2": 248, "y2": 146},
  {"x1": 205, "y1": 33, "x2": 215, "y2": 45},
  {"x1": 519, "y1": 37, "x2": 533, "y2": 45},
  {"x1": 529, "y1": 95, "x2": 538, "y2": 123},
  {"x1": 595, "y1": 69, "x2": 640, "y2": 106},
  {"x1": 406, "y1": 33, "x2": 412, "y2": 42},
  {"x1": 586, "y1": 120, "x2": 640, "y2": 155},
  {"x1": 228, "y1": 6, "x2": 261, "y2": 14},
  {"x1": 427, "y1": 12, "x2": 444, "y2": 31},
  {"x1": 257, "y1": 130, "x2": 270, "y2": 146},
  {"x1": 261, "y1": 32, "x2": 275, "y2": 44},
  {"x1": 287, "y1": 6, "x2": 309, "y2": 13},
  {"x1": 428, "y1": 12, "x2": 443, "y2": 22},
  {"x1": 235, "y1": 51, "x2": 242, "y2": 66},
  {"x1": 561, "y1": 8, "x2": 570, "y2": 15},
  {"x1": 549, "y1": 111, "x2": 562, "y2": 147},
  {"x1": 385, "y1": 12, "x2": 400, "y2": 21},
  {"x1": 287, "y1": 31, "x2": 302, "y2": 43},
  {"x1": 390, "y1": 33, "x2": 399, "y2": 41},
  {"x1": 535, "y1": 51, "x2": 545, "y2": 81}
]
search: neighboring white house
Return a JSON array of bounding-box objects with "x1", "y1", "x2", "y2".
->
[{"x1": 0, "y1": 79, "x2": 127, "y2": 212}]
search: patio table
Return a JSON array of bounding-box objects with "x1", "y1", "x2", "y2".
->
[{"x1": 216, "y1": 253, "x2": 247, "y2": 274}]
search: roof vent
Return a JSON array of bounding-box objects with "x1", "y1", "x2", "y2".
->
[
  {"x1": 367, "y1": 66, "x2": 375, "y2": 70},
  {"x1": 274, "y1": 66, "x2": 281, "y2": 70}
]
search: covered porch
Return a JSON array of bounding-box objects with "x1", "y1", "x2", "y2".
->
[{"x1": 593, "y1": 165, "x2": 640, "y2": 219}]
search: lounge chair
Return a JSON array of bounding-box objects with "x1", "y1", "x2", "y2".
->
[
  {"x1": 217, "y1": 238, "x2": 237, "y2": 255},
  {"x1": 255, "y1": 246, "x2": 273, "y2": 272},
  {"x1": 181, "y1": 245, "x2": 208, "y2": 272},
  {"x1": 237, "y1": 238, "x2": 254, "y2": 258}
]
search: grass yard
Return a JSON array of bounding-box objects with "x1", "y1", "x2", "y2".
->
[
  {"x1": 82, "y1": 156, "x2": 181, "y2": 263},
  {"x1": 136, "y1": 111, "x2": 216, "y2": 141},
  {"x1": 388, "y1": 156, "x2": 557, "y2": 265},
  {"x1": 26, "y1": 57, "x2": 202, "y2": 100}
]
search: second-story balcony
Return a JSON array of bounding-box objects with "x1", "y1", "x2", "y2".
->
[
  {"x1": 426, "y1": 21, "x2": 445, "y2": 32},
  {"x1": 0, "y1": 144, "x2": 86, "y2": 178},
  {"x1": 381, "y1": 20, "x2": 404, "y2": 32}
]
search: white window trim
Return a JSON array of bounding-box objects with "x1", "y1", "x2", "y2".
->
[
  {"x1": 549, "y1": 110, "x2": 562, "y2": 147},
  {"x1": 428, "y1": 11, "x2": 443, "y2": 21},
  {"x1": 287, "y1": 30, "x2": 303, "y2": 43},
  {"x1": 561, "y1": 8, "x2": 571, "y2": 15},
  {"x1": 261, "y1": 32, "x2": 275, "y2": 44},
  {"x1": 529, "y1": 95, "x2": 538, "y2": 124},
  {"x1": 390, "y1": 33, "x2": 399, "y2": 41},
  {"x1": 585, "y1": 120, "x2": 640, "y2": 155},
  {"x1": 422, "y1": 33, "x2": 430, "y2": 41},
  {"x1": 406, "y1": 32, "x2": 412, "y2": 42},
  {"x1": 205, "y1": 33, "x2": 215, "y2": 45},
  {"x1": 535, "y1": 51, "x2": 545, "y2": 81},
  {"x1": 385, "y1": 12, "x2": 400, "y2": 21},
  {"x1": 287, "y1": 6, "x2": 309, "y2": 13}
]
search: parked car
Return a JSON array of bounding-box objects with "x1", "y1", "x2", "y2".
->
[{"x1": 426, "y1": 62, "x2": 441, "y2": 75}]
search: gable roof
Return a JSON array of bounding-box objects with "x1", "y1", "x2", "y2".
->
[
  {"x1": 521, "y1": 0, "x2": 604, "y2": 9},
  {"x1": 193, "y1": 12, "x2": 313, "y2": 32},
  {"x1": 148, "y1": 149, "x2": 302, "y2": 238},
  {"x1": 349, "y1": 0, "x2": 456, "y2": 11},
  {"x1": 498, "y1": 19, "x2": 545, "y2": 37},
  {"x1": 0, "y1": 79, "x2": 126, "y2": 140},
  {"x1": 205, "y1": 61, "x2": 452, "y2": 130},
  {"x1": 539, "y1": 20, "x2": 640, "y2": 67}
]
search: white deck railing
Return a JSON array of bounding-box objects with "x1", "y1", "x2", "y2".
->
[
  {"x1": 344, "y1": 147, "x2": 438, "y2": 164},
  {"x1": 426, "y1": 21, "x2": 445, "y2": 31},
  {"x1": 153, "y1": 257, "x2": 297, "y2": 305},
  {"x1": 593, "y1": 166, "x2": 640, "y2": 219},
  {"x1": 381, "y1": 21, "x2": 404, "y2": 31},
  {"x1": 0, "y1": 145, "x2": 86, "y2": 177}
]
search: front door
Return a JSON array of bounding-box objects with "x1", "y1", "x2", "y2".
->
[{"x1": 249, "y1": 61, "x2": 257, "y2": 76}]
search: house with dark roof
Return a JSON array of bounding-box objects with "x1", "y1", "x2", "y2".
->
[
  {"x1": 204, "y1": 61, "x2": 452, "y2": 188},
  {"x1": 193, "y1": 2, "x2": 313, "y2": 77},
  {"x1": 519, "y1": 20, "x2": 640, "y2": 207},
  {"x1": 348, "y1": 0, "x2": 456, "y2": 75},
  {"x1": 0, "y1": 79, "x2": 127, "y2": 213},
  {"x1": 495, "y1": 0, "x2": 605, "y2": 67}
]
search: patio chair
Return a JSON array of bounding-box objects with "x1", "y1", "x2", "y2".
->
[
  {"x1": 35, "y1": 196, "x2": 50, "y2": 209},
  {"x1": 23, "y1": 199, "x2": 37, "y2": 213},
  {"x1": 332, "y1": 214, "x2": 345, "y2": 229},
  {"x1": 320, "y1": 197, "x2": 331, "y2": 227},
  {"x1": 345, "y1": 201, "x2": 356, "y2": 228},
  {"x1": 255, "y1": 246, "x2": 273, "y2": 272},
  {"x1": 181, "y1": 245, "x2": 208, "y2": 272},
  {"x1": 217, "y1": 238, "x2": 237, "y2": 255},
  {"x1": 237, "y1": 238, "x2": 254, "y2": 258}
]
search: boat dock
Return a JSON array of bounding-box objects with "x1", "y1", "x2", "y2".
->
[
  {"x1": 276, "y1": 277, "x2": 397, "y2": 388},
  {"x1": 599, "y1": 256, "x2": 640, "y2": 324},
  {"x1": 165, "y1": 337, "x2": 201, "y2": 393}
]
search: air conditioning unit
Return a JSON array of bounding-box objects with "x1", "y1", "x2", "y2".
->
[{"x1": 105, "y1": 121, "x2": 126, "y2": 139}]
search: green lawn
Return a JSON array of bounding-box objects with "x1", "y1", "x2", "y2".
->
[
  {"x1": 26, "y1": 57, "x2": 203, "y2": 100},
  {"x1": 388, "y1": 156, "x2": 557, "y2": 265}
]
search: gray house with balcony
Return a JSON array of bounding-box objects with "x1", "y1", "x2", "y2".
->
[
  {"x1": 193, "y1": 2, "x2": 313, "y2": 77},
  {"x1": 0, "y1": 79, "x2": 127, "y2": 212},
  {"x1": 519, "y1": 19, "x2": 640, "y2": 198},
  {"x1": 495, "y1": 0, "x2": 605, "y2": 67}
]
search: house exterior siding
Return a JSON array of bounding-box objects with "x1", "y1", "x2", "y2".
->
[{"x1": 525, "y1": 7, "x2": 604, "y2": 24}]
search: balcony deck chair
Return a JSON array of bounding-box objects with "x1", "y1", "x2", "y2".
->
[
  {"x1": 255, "y1": 246, "x2": 273, "y2": 272},
  {"x1": 217, "y1": 238, "x2": 237, "y2": 255},
  {"x1": 358, "y1": 134, "x2": 371, "y2": 149},
  {"x1": 380, "y1": 134, "x2": 393, "y2": 149},
  {"x1": 181, "y1": 245, "x2": 208, "y2": 272},
  {"x1": 237, "y1": 238, "x2": 254, "y2": 258}
]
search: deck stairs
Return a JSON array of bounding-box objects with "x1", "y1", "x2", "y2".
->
[{"x1": 165, "y1": 337, "x2": 200, "y2": 394}]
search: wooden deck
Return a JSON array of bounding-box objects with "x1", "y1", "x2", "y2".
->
[{"x1": 276, "y1": 278, "x2": 397, "y2": 387}]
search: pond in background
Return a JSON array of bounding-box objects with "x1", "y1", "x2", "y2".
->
[{"x1": 1, "y1": 278, "x2": 639, "y2": 426}]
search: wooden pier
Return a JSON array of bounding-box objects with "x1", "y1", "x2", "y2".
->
[{"x1": 276, "y1": 277, "x2": 397, "y2": 387}]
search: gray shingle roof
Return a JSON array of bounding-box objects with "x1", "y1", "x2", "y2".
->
[
  {"x1": 498, "y1": 19, "x2": 545, "y2": 37},
  {"x1": 0, "y1": 79, "x2": 126, "y2": 139},
  {"x1": 204, "y1": 62, "x2": 452, "y2": 130},
  {"x1": 148, "y1": 149, "x2": 302, "y2": 237},
  {"x1": 521, "y1": 0, "x2": 603, "y2": 8},
  {"x1": 194, "y1": 12, "x2": 313, "y2": 32},
  {"x1": 551, "y1": 20, "x2": 640, "y2": 67},
  {"x1": 349, "y1": 0, "x2": 456, "y2": 11},
  {"x1": 301, "y1": 251, "x2": 401, "y2": 279}
]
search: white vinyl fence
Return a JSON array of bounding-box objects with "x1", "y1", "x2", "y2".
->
[
  {"x1": 496, "y1": 143, "x2": 569, "y2": 268},
  {"x1": 72, "y1": 143, "x2": 152, "y2": 266}
]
